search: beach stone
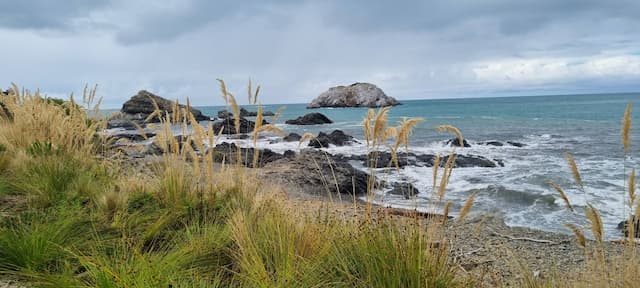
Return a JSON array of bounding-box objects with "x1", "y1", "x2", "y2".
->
[
  {"x1": 308, "y1": 130, "x2": 356, "y2": 148},
  {"x1": 285, "y1": 112, "x2": 333, "y2": 125},
  {"x1": 446, "y1": 138, "x2": 471, "y2": 148},
  {"x1": 388, "y1": 183, "x2": 420, "y2": 199},
  {"x1": 121, "y1": 90, "x2": 210, "y2": 123},
  {"x1": 283, "y1": 133, "x2": 302, "y2": 142},
  {"x1": 307, "y1": 82, "x2": 400, "y2": 108}
]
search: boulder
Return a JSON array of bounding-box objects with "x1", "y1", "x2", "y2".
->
[
  {"x1": 388, "y1": 183, "x2": 420, "y2": 199},
  {"x1": 218, "y1": 110, "x2": 234, "y2": 119},
  {"x1": 121, "y1": 90, "x2": 210, "y2": 123},
  {"x1": 212, "y1": 117, "x2": 262, "y2": 134},
  {"x1": 353, "y1": 151, "x2": 501, "y2": 168},
  {"x1": 283, "y1": 133, "x2": 302, "y2": 142},
  {"x1": 307, "y1": 82, "x2": 400, "y2": 108},
  {"x1": 285, "y1": 113, "x2": 333, "y2": 125},
  {"x1": 441, "y1": 154, "x2": 498, "y2": 168},
  {"x1": 308, "y1": 130, "x2": 356, "y2": 148},
  {"x1": 111, "y1": 130, "x2": 156, "y2": 142},
  {"x1": 283, "y1": 150, "x2": 296, "y2": 158},
  {"x1": 209, "y1": 142, "x2": 284, "y2": 167},
  {"x1": 446, "y1": 138, "x2": 471, "y2": 148}
]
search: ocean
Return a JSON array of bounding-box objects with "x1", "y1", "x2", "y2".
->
[{"x1": 123, "y1": 93, "x2": 640, "y2": 238}]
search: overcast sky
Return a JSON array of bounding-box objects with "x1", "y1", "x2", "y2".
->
[{"x1": 1, "y1": 0, "x2": 640, "y2": 108}]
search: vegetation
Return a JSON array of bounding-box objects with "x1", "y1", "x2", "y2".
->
[{"x1": 0, "y1": 81, "x2": 638, "y2": 287}]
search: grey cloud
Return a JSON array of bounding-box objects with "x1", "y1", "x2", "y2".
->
[{"x1": 0, "y1": 0, "x2": 110, "y2": 30}]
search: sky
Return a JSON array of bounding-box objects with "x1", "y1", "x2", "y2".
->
[{"x1": 1, "y1": 0, "x2": 640, "y2": 108}]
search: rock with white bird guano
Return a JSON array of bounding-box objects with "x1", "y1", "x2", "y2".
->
[{"x1": 307, "y1": 82, "x2": 400, "y2": 108}]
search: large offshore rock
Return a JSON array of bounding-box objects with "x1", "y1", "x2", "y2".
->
[
  {"x1": 120, "y1": 90, "x2": 210, "y2": 123},
  {"x1": 307, "y1": 82, "x2": 400, "y2": 108}
]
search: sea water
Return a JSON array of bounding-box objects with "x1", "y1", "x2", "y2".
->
[{"x1": 140, "y1": 93, "x2": 640, "y2": 238}]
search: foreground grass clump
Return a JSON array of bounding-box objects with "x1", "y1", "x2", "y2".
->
[{"x1": 0, "y1": 84, "x2": 461, "y2": 287}]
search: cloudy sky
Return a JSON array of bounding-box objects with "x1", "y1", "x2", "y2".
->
[{"x1": 1, "y1": 0, "x2": 640, "y2": 108}]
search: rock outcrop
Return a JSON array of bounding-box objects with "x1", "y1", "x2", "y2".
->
[
  {"x1": 282, "y1": 133, "x2": 302, "y2": 142},
  {"x1": 308, "y1": 130, "x2": 356, "y2": 148},
  {"x1": 347, "y1": 151, "x2": 502, "y2": 169},
  {"x1": 120, "y1": 90, "x2": 211, "y2": 124},
  {"x1": 209, "y1": 142, "x2": 284, "y2": 168},
  {"x1": 285, "y1": 113, "x2": 333, "y2": 125},
  {"x1": 264, "y1": 149, "x2": 371, "y2": 196},
  {"x1": 307, "y1": 82, "x2": 400, "y2": 108}
]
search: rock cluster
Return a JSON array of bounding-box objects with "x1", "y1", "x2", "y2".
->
[{"x1": 285, "y1": 112, "x2": 333, "y2": 125}]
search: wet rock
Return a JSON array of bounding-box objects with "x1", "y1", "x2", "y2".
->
[
  {"x1": 121, "y1": 90, "x2": 210, "y2": 123},
  {"x1": 388, "y1": 183, "x2": 420, "y2": 199},
  {"x1": 441, "y1": 154, "x2": 498, "y2": 168},
  {"x1": 283, "y1": 133, "x2": 302, "y2": 142},
  {"x1": 308, "y1": 130, "x2": 356, "y2": 148},
  {"x1": 480, "y1": 141, "x2": 504, "y2": 147},
  {"x1": 507, "y1": 141, "x2": 526, "y2": 147},
  {"x1": 238, "y1": 107, "x2": 275, "y2": 117},
  {"x1": 446, "y1": 138, "x2": 471, "y2": 148},
  {"x1": 285, "y1": 113, "x2": 333, "y2": 125},
  {"x1": 307, "y1": 82, "x2": 400, "y2": 108}
]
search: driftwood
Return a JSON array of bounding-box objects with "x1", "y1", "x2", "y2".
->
[{"x1": 487, "y1": 227, "x2": 557, "y2": 244}]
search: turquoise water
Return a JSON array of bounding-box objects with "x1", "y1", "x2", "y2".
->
[{"x1": 115, "y1": 92, "x2": 640, "y2": 237}]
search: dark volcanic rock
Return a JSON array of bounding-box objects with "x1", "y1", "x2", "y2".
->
[
  {"x1": 354, "y1": 151, "x2": 500, "y2": 168},
  {"x1": 446, "y1": 138, "x2": 471, "y2": 148},
  {"x1": 388, "y1": 183, "x2": 420, "y2": 199},
  {"x1": 209, "y1": 142, "x2": 284, "y2": 168},
  {"x1": 507, "y1": 141, "x2": 526, "y2": 147},
  {"x1": 284, "y1": 150, "x2": 296, "y2": 158},
  {"x1": 307, "y1": 82, "x2": 400, "y2": 108},
  {"x1": 285, "y1": 113, "x2": 333, "y2": 125},
  {"x1": 308, "y1": 130, "x2": 356, "y2": 148},
  {"x1": 212, "y1": 117, "x2": 257, "y2": 134},
  {"x1": 442, "y1": 154, "x2": 498, "y2": 168},
  {"x1": 265, "y1": 149, "x2": 371, "y2": 196},
  {"x1": 283, "y1": 133, "x2": 302, "y2": 142},
  {"x1": 480, "y1": 141, "x2": 504, "y2": 147},
  {"x1": 121, "y1": 90, "x2": 210, "y2": 123},
  {"x1": 218, "y1": 110, "x2": 233, "y2": 119}
]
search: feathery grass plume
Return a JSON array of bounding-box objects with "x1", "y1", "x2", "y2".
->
[
  {"x1": 438, "y1": 153, "x2": 457, "y2": 201},
  {"x1": 622, "y1": 102, "x2": 632, "y2": 153},
  {"x1": 373, "y1": 107, "x2": 391, "y2": 145},
  {"x1": 247, "y1": 79, "x2": 253, "y2": 103},
  {"x1": 299, "y1": 133, "x2": 315, "y2": 146},
  {"x1": 432, "y1": 154, "x2": 441, "y2": 193},
  {"x1": 629, "y1": 168, "x2": 636, "y2": 207},
  {"x1": 435, "y1": 125, "x2": 463, "y2": 147},
  {"x1": 253, "y1": 85, "x2": 260, "y2": 104},
  {"x1": 252, "y1": 105, "x2": 264, "y2": 147},
  {"x1": 457, "y1": 192, "x2": 477, "y2": 223},
  {"x1": 362, "y1": 108, "x2": 375, "y2": 147},
  {"x1": 586, "y1": 203, "x2": 604, "y2": 243},
  {"x1": 564, "y1": 223, "x2": 586, "y2": 247},
  {"x1": 393, "y1": 117, "x2": 424, "y2": 151},
  {"x1": 227, "y1": 93, "x2": 241, "y2": 134},
  {"x1": 548, "y1": 181, "x2": 574, "y2": 212},
  {"x1": 564, "y1": 152, "x2": 584, "y2": 189},
  {"x1": 216, "y1": 78, "x2": 229, "y2": 103},
  {"x1": 442, "y1": 201, "x2": 453, "y2": 225}
]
